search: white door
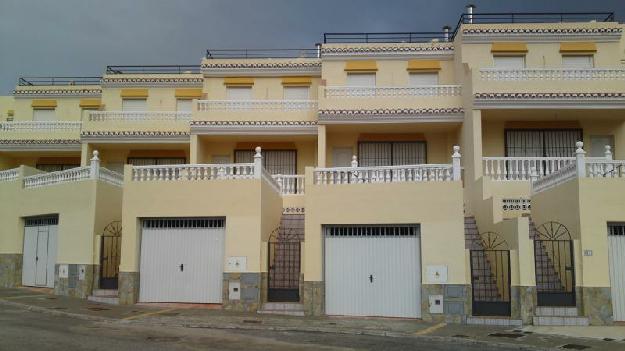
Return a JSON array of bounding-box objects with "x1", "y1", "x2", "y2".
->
[
  {"x1": 139, "y1": 219, "x2": 225, "y2": 303},
  {"x1": 22, "y1": 217, "x2": 58, "y2": 288},
  {"x1": 324, "y1": 225, "x2": 421, "y2": 318},
  {"x1": 608, "y1": 224, "x2": 625, "y2": 321}
]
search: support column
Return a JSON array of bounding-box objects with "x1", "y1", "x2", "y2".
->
[
  {"x1": 317, "y1": 125, "x2": 326, "y2": 168},
  {"x1": 80, "y1": 143, "x2": 93, "y2": 166},
  {"x1": 190, "y1": 135, "x2": 201, "y2": 164},
  {"x1": 461, "y1": 109, "x2": 483, "y2": 183}
]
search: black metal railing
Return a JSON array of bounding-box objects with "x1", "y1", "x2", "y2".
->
[
  {"x1": 105, "y1": 65, "x2": 200, "y2": 74},
  {"x1": 205, "y1": 48, "x2": 318, "y2": 59},
  {"x1": 18, "y1": 77, "x2": 101, "y2": 86},
  {"x1": 323, "y1": 32, "x2": 450, "y2": 43}
]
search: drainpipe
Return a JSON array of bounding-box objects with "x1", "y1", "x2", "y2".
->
[
  {"x1": 466, "y1": 4, "x2": 476, "y2": 24},
  {"x1": 443, "y1": 25, "x2": 451, "y2": 42},
  {"x1": 315, "y1": 43, "x2": 322, "y2": 59}
]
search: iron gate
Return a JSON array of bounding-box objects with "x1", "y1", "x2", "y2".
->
[
  {"x1": 268, "y1": 228, "x2": 301, "y2": 302},
  {"x1": 534, "y1": 221, "x2": 575, "y2": 307},
  {"x1": 100, "y1": 221, "x2": 121, "y2": 289},
  {"x1": 470, "y1": 232, "x2": 511, "y2": 316}
]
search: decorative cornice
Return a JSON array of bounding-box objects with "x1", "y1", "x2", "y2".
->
[
  {"x1": 190, "y1": 120, "x2": 318, "y2": 135},
  {"x1": 462, "y1": 27, "x2": 623, "y2": 43},
  {"x1": 283, "y1": 207, "x2": 305, "y2": 214},
  {"x1": 80, "y1": 130, "x2": 190, "y2": 143},
  {"x1": 201, "y1": 60, "x2": 321, "y2": 77},
  {"x1": 318, "y1": 108, "x2": 464, "y2": 124},
  {"x1": 474, "y1": 92, "x2": 625, "y2": 109},
  {"x1": 321, "y1": 44, "x2": 454, "y2": 60},
  {"x1": 13, "y1": 88, "x2": 102, "y2": 98},
  {"x1": 101, "y1": 77, "x2": 203, "y2": 88},
  {"x1": 0, "y1": 139, "x2": 81, "y2": 151}
]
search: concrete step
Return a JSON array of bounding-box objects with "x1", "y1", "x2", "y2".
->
[
  {"x1": 533, "y1": 316, "x2": 589, "y2": 326},
  {"x1": 87, "y1": 295, "x2": 119, "y2": 305},
  {"x1": 466, "y1": 317, "x2": 522, "y2": 327},
  {"x1": 257, "y1": 310, "x2": 304, "y2": 317},
  {"x1": 258, "y1": 303, "x2": 305, "y2": 317},
  {"x1": 91, "y1": 289, "x2": 118, "y2": 297},
  {"x1": 535, "y1": 307, "x2": 578, "y2": 317}
]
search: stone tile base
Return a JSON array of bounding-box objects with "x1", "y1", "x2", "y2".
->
[
  {"x1": 118, "y1": 272, "x2": 140, "y2": 305},
  {"x1": 223, "y1": 272, "x2": 261, "y2": 312},
  {"x1": 303, "y1": 281, "x2": 324, "y2": 316},
  {"x1": 511, "y1": 286, "x2": 536, "y2": 324},
  {"x1": 0, "y1": 254, "x2": 22, "y2": 288},
  {"x1": 422, "y1": 284, "x2": 470, "y2": 323},
  {"x1": 581, "y1": 287, "x2": 613, "y2": 325},
  {"x1": 54, "y1": 264, "x2": 95, "y2": 298}
]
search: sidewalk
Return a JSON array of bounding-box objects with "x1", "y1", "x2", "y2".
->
[{"x1": 2, "y1": 287, "x2": 625, "y2": 350}]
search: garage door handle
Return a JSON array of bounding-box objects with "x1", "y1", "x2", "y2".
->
[
  {"x1": 369, "y1": 274, "x2": 374, "y2": 283},
  {"x1": 179, "y1": 264, "x2": 184, "y2": 272}
]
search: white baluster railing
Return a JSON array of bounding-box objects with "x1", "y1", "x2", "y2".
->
[
  {"x1": 531, "y1": 163, "x2": 578, "y2": 194},
  {"x1": 502, "y1": 198, "x2": 531, "y2": 212},
  {"x1": 196, "y1": 100, "x2": 317, "y2": 111},
  {"x1": 261, "y1": 168, "x2": 281, "y2": 194},
  {"x1": 483, "y1": 157, "x2": 575, "y2": 181},
  {"x1": 272, "y1": 175, "x2": 305, "y2": 195},
  {"x1": 586, "y1": 160, "x2": 625, "y2": 178},
  {"x1": 88, "y1": 111, "x2": 191, "y2": 121},
  {"x1": 324, "y1": 85, "x2": 462, "y2": 98},
  {"x1": 131, "y1": 163, "x2": 256, "y2": 181},
  {"x1": 480, "y1": 68, "x2": 625, "y2": 81},
  {"x1": 314, "y1": 164, "x2": 455, "y2": 185},
  {"x1": 98, "y1": 168, "x2": 124, "y2": 187},
  {"x1": 0, "y1": 121, "x2": 82, "y2": 132},
  {"x1": 24, "y1": 167, "x2": 92, "y2": 188},
  {"x1": 0, "y1": 168, "x2": 20, "y2": 181}
]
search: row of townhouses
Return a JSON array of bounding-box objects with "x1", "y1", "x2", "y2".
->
[{"x1": 1, "y1": 7, "x2": 625, "y2": 327}]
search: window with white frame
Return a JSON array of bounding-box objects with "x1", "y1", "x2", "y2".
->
[
  {"x1": 33, "y1": 109, "x2": 56, "y2": 121},
  {"x1": 409, "y1": 72, "x2": 439, "y2": 86},
  {"x1": 283, "y1": 86, "x2": 310, "y2": 100},
  {"x1": 358, "y1": 142, "x2": 427, "y2": 167},
  {"x1": 493, "y1": 56, "x2": 526, "y2": 69},
  {"x1": 346, "y1": 73, "x2": 376, "y2": 86},
  {"x1": 226, "y1": 86, "x2": 253, "y2": 100},
  {"x1": 176, "y1": 99, "x2": 193, "y2": 112},
  {"x1": 122, "y1": 99, "x2": 147, "y2": 111},
  {"x1": 562, "y1": 55, "x2": 594, "y2": 68}
]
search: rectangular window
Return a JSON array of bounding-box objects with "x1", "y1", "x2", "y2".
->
[
  {"x1": 346, "y1": 73, "x2": 376, "y2": 86},
  {"x1": 409, "y1": 72, "x2": 439, "y2": 86},
  {"x1": 33, "y1": 109, "x2": 56, "y2": 121},
  {"x1": 176, "y1": 99, "x2": 193, "y2": 112},
  {"x1": 283, "y1": 86, "x2": 310, "y2": 100},
  {"x1": 234, "y1": 149, "x2": 296, "y2": 175},
  {"x1": 505, "y1": 129, "x2": 583, "y2": 157},
  {"x1": 122, "y1": 99, "x2": 147, "y2": 111},
  {"x1": 127, "y1": 157, "x2": 186, "y2": 166},
  {"x1": 493, "y1": 56, "x2": 525, "y2": 69},
  {"x1": 226, "y1": 87, "x2": 252, "y2": 100},
  {"x1": 562, "y1": 55, "x2": 594, "y2": 68},
  {"x1": 358, "y1": 142, "x2": 427, "y2": 167}
]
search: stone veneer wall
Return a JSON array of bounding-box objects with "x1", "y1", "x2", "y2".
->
[
  {"x1": 0, "y1": 254, "x2": 22, "y2": 288},
  {"x1": 421, "y1": 284, "x2": 470, "y2": 323},
  {"x1": 54, "y1": 264, "x2": 95, "y2": 298},
  {"x1": 581, "y1": 287, "x2": 613, "y2": 325},
  {"x1": 511, "y1": 286, "x2": 536, "y2": 324},
  {"x1": 223, "y1": 272, "x2": 261, "y2": 312},
  {"x1": 303, "y1": 281, "x2": 324, "y2": 316},
  {"x1": 118, "y1": 272, "x2": 140, "y2": 305}
]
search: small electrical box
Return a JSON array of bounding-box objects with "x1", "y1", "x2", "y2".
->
[
  {"x1": 59, "y1": 264, "x2": 69, "y2": 279},
  {"x1": 229, "y1": 280, "x2": 241, "y2": 300},
  {"x1": 429, "y1": 295, "x2": 444, "y2": 314},
  {"x1": 78, "y1": 265, "x2": 86, "y2": 281}
]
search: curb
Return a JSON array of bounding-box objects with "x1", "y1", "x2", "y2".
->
[{"x1": 0, "y1": 298, "x2": 549, "y2": 351}]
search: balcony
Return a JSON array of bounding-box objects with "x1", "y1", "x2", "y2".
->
[
  {"x1": 82, "y1": 111, "x2": 191, "y2": 136},
  {"x1": 323, "y1": 85, "x2": 461, "y2": 98},
  {"x1": 194, "y1": 99, "x2": 318, "y2": 121},
  {"x1": 480, "y1": 68, "x2": 625, "y2": 81},
  {"x1": 0, "y1": 121, "x2": 82, "y2": 141}
]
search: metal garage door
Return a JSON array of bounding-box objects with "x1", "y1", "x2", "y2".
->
[
  {"x1": 608, "y1": 223, "x2": 625, "y2": 321},
  {"x1": 22, "y1": 216, "x2": 58, "y2": 288},
  {"x1": 324, "y1": 225, "x2": 421, "y2": 318},
  {"x1": 139, "y1": 218, "x2": 225, "y2": 303}
]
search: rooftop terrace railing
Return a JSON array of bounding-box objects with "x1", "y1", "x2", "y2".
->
[
  {"x1": 105, "y1": 65, "x2": 201, "y2": 74},
  {"x1": 18, "y1": 77, "x2": 102, "y2": 86},
  {"x1": 323, "y1": 32, "x2": 450, "y2": 43},
  {"x1": 205, "y1": 48, "x2": 319, "y2": 59}
]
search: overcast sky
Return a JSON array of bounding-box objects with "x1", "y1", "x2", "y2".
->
[{"x1": 0, "y1": 0, "x2": 622, "y2": 94}]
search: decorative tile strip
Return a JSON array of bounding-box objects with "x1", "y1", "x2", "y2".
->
[
  {"x1": 0, "y1": 121, "x2": 82, "y2": 132},
  {"x1": 196, "y1": 100, "x2": 317, "y2": 111},
  {"x1": 190, "y1": 120, "x2": 317, "y2": 127},
  {"x1": 201, "y1": 61, "x2": 321, "y2": 69},
  {"x1": 502, "y1": 198, "x2": 531, "y2": 211},
  {"x1": 480, "y1": 68, "x2": 625, "y2": 81},
  {"x1": 13, "y1": 88, "x2": 101, "y2": 97},
  {"x1": 0, "y1": 139, "x2": 80, "y2": 145},
  {"x1": 101, "y1": 77, "x2": 202, "y2": 87},
  {"x1": 88, "y1": 111, "x2": 191, "y2": 121},
  {"x1": 321, "y1": 43, "x2": 454, "y2": 56},
  {"x1": 324, "y1": 85, "x2": 462, "y2": 98}
]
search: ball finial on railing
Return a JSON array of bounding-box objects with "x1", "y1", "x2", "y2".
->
[
  {"x1": 254, "y1": 146, "x2": 262, "y2": 157},
  {"x1": 452, "y1": 145, "x2": 461, "y2": 157},
  {"x1": 575, "y1": 141, "x2": 584, "y2": 154},
  {"x1": 91, "y1": 150, "x2": 99, "y2": 160},
  {"x1": 351, "y1": 155, "x2": 358, "y2": 168}
]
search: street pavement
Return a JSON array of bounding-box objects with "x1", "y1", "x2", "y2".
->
[{"x1": 1, "y1": 287, "x2": 624, "y2": 350}]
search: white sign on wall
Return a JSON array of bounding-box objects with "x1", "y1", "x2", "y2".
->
[
  {"x1": 59, "y1": 264, "x2": 69, "y2": 279},
  {"x1": 426, "y1": 265, "x2": 448, "y2": 283}
]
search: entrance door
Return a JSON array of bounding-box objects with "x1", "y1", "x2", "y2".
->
[
  {"x1": 139, "y1": 218, "x2": 225, "y2": 303},
  {"x1": 22, "y1": 216, "x2": 58, "y2": 288},
  {"x1": 99, "y1": 221, "x2": 122, "y2": 289},
  {"x1": 470, "y1": 250, "x2": 511, "y2": 316},
  {"x1": 608, "y1": 223, "x2": 625, "y2": 321},
  {"x1": 324, "y1": 225, "x2": 421, "y2": 318}
]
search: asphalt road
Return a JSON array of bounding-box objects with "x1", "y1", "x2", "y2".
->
[{"x1": 0, "y1": 304, "x2": 523, "y2": 351}]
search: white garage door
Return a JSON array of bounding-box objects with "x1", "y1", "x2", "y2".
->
[
  {"x1": 608, "y1": 223, "x2": 625, "y2": 321},
  {"x1": 22, "y1": 216, "x2": 58, "y2": 288},
  {"x1": 325, "y1": 225, "x2": 421, "y2": 318},
  {"x1": 139, "y1": 218, "x2": 225, "y2": 303}
]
